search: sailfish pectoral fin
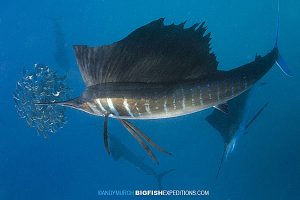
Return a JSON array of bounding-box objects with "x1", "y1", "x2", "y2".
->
[
  {"x1": 103, "y1": 114, "x2": 110, "y2": 155},
  {"x1": 214, "y1": 102, "x2": 229, "y2": 114},
  {"x1": 121, "y1": 120, "x2": 172, "y2": 155},
  {"x1": 119, "y1": 119, "x2": 159, "y2": 164}
]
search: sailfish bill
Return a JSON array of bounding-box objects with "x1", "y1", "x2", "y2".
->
[
  {"x1": 245, "y1": 103, "x2": 268, "y2": 130},
  {"x1": 38, "y1": 15, "x2": 290, "y2": 162}
]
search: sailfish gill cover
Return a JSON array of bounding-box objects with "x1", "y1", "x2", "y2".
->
[{"x1": 13, "y1": 64, "x2": 70, "y2": 136}]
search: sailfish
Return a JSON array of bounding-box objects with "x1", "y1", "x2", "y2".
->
[
  {"x1": 109, "y1": 133, "x2": 174, "y2": 189},
  {"x1": 206, "y1": 88, "x2": 268, "y2": 177},
  {"x1": 40, "y1": 17, "x2": 291, "y2": 163}
]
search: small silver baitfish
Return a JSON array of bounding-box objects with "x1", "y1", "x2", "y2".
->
[
  {"x1": 40, "y1": 18, "x2": 291, "y2": 163},
  {"x1": 14, "y1": 64, "x2": 69, "y2": 136}
]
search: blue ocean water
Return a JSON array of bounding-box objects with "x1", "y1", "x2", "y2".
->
[{"x1": 1, "y1": 0, "x2": 300, "y2": 199}]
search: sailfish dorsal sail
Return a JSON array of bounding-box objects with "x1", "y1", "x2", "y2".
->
[{"x1": 73, "y1": 18, "x2": 219, "y2": 86}]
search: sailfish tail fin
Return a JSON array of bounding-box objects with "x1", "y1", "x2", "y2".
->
[
  {"x1": 274, "y1": 0, "x2": 293, "y2": 77},
  {"x1": 275, "y1": 54, "x2": 293, "y2": 77},
  {"x1": 275, "y1": 0, "x2": 280, "y2": 48},
  {"x1": 155, "y1": 169, "x2": 175, "y2": 190}
]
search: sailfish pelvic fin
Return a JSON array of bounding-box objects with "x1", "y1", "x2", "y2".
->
[
  {"x1": 119, "y1": 119, "x2": 171, "y2": 164},
  {"x1": 103, "y1": 114, "x2": 110, "y2": 155}
]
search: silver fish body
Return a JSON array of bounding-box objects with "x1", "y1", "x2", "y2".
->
[
  {"x1": 68, "y1": 46, "x2": 278, "y2": 120},
  {"x1": 69, "y1": 70, "x2": 256, "y2": 120}
]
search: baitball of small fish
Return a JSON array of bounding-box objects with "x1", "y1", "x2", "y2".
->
[{"x1": 13, "y1": 64, "x2": 70, "y2": 137}]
